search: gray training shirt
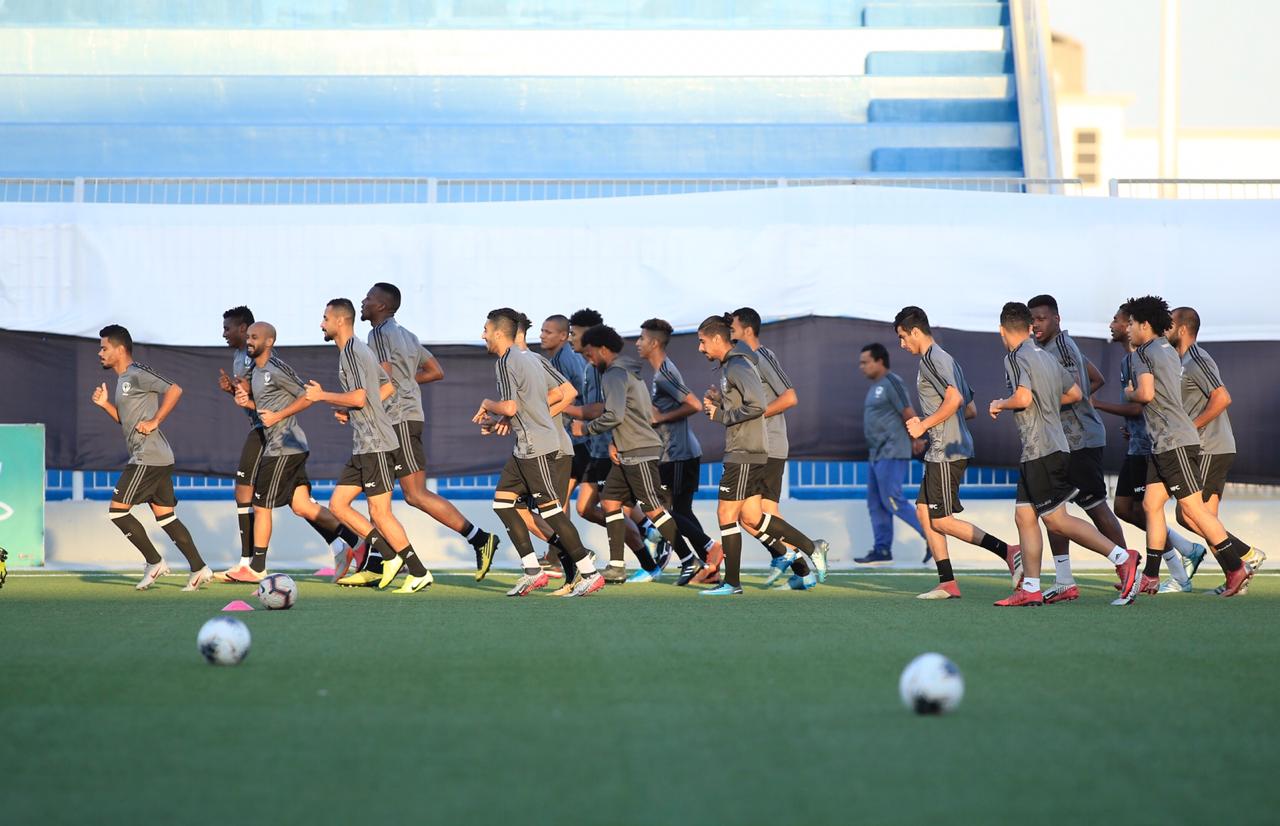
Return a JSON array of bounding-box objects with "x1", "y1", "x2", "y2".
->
[
  {"x1": 369, "y1": 316, "x2": 434, "y2": 425},
  {"x1": 1181, "y1": 344, "x2": 1236, "y2": 455},
  {"x1": 1044, "y1": 330, "x2": 1107, "y2": 451},
  {"x1": 114, "y1": 362, "x2": 176, "y2": 466},
  {"x1": 249, "y1": 355, "x2": 309, "y2": 456},
  {"x1": 1132, "y1": 337, "x2": 1202, "y2": 454},
  {"x1": 915, "y1": 343, "x2": 975, "y2": 463},
  {"x1": 529, "y1": 350, "x2": 574, "y2": 458},
  {"x1": 1003, "y1": 339, "x2": 1073, "y2": 463},
  {"x1": 337, "y1": 337, "x2": 398, "y2": 455},
  {"x1": 714, "y1": 342, "x2": 769, "y2": 464},
  {"x1": 864, "y1": 371, "x2": 913, "y2": 461},
  {"x1": 586, "y1": 358, "x2": 663, "y2": 463},
  {"x1": 496, "y1": 347, "x2": 563, "y2": 459},
  {"x1": 1119, "y1": 352, "x2": 1153, "y2": 456},
  {"x1": 233, "y1": 347, "x2": 264, "y2": 430},
  {"x1": 754, "y1": 345, "x2": 793, "y2": 460},
  {"x1": 652, "y1": 357, "x2": 702, "y2": 463}
]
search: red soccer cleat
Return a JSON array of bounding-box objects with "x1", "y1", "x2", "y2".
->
[
  {"x1": 916, "y1": 580, "x2": 962, "y2": 601},
  {"x1": 1115, "y1": 550, "x2": 1140, "y2": 597},
  {"x1": 1044, "y1": 583, "x2": 1080, "y2": 604},
  {"x1": 1138, "y1": 574, "x2": 1159, "y2": 595},
  {"x1": 994, "y1": 587, "x2": 1044, "y2": 607},
  {"x1": 1219, "y1": 566, "x2": 1250, "y2": 598}
]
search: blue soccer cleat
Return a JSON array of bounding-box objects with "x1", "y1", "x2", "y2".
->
[
  {"x1": 626, "y1": 568, "x2": 660, "y2": 584},
  {"x1": 1184, "y1": 544, "x2": 1207, "y2": 579},
  {"x1": 775, "y1": 573, "x2": 818, "y2": 591},
  {"x1": 761, "y1": 554, "x2": 792, "y2": 587},
  {"x1": 698, "y1": 583, "x2": 743, "y2": 596}
]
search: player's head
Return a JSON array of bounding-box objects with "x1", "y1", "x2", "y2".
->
[
  {"x1": 1110, "y1": 305, "x2": 1132, "y2": 344},
  {"x1": 98, "y1": 324, "x2": 132, "y2": 369},
  {"x1": 245, "y1": 321, "x2": 277, "y2": 359},
  {"x1": 222, "y1": 306, "x2": 254, "y2": 349},
  {"x1": 893, "y1": 306, "x2": 932, "y2": 355},
  {"x1": 1027, "y1": 294, "x2": 1060, "y2": 344},
  {"x1": 361, "y1": 282, "x2": 401, "y2": 322},
  {"x1": 637, "y1": 317, "x2": 673, "y2": 359},
  {"x1": 1121, "y1": 295, "x2": 1172, "y2": 346},
  {"x1": 568, "y1": 308, "x2": 603, "y2": 353},
  {"x1": 1168, "y1": 306, "x2": 1201, "y2": 348},
  {"x1": 581, "y1": 324, "x2": 623, "y2": 368},
  {"x1": 999, "y1": 302, "x2": 1034, "y2": 351},
  {"x1": 483, "y1": 308, "x2": 520, "y2": 354},
  {"x1": 697, "y1": 313, "x2": 734, "y2": 362},
  {"x1": 540, "y1": 314, "x2": 570, "y2": 352},
  {"x1": 858, "y1": 342, "x2": 890, "y2": 379},
  {"x1": 322, "y1": 298, "x2": 356, "y2": 342},
  {"x1": 515, "y1": 312, "x2": 533, "y2": 347},
  {"x1": 730, "y1": 307, "x2": 762, "y2": 343}
]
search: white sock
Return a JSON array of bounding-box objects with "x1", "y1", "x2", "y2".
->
[
  {"x1": 519, "y1": 553, "x2": 539, "y2": 570},
  {"x1": 1022, "y1": 577, "x2": 1041, "y2": 593},
  {"x1": 1052, "y1": 555, "x2": 1075, "y2": 586},
  {"x1": 1163, "y1": 550, "x2": 1190, "y2": 584},
  {"x1": 576, "y1": 556, "x2": 598, "y2": 576},
  {"x1": 1167, "y1": 529, "x2": 1196, "y2": 556},
  {"x1": 607, "y1": 560, "x2": 625, "y2": 569},
  {"x1": 1106, "y1": 546, "x2": 1129, "y2": 565}
]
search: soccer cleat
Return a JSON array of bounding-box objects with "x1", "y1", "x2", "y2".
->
[
  {"x1": 549, "y1": 579, "x2": 577, "y2": 597},
  {"x1": 626, "y1": 568, "x2": 660, "y2": 584},
  {"x1": 1005, "y1": 544, "x2": 1024, "y2": 587},
  {"x1": 213, "y1": 562, "x2": 252, "y2": 583},
  {"x1": 1043, "y1": 583, "x2": 1080, "y2": 604},
  {"x1": 698, "y1": 583, "x2": 743, "y2": 596},
  {"x1": 1183, "y1": 543, "x2": 1207, "y2": 579},
  {"x1": 812, "y1": 539, "x2": 830, "y2": 583},
  {"x1": 377, "y1": 554, "x2": 405, "y2": 590},
  {"x1": 675, "y1": 562, "x2": 704, "y2": 586},
  {"x1": 643, "y1": 526, "x2": 665, "y2": 566},
  {"x1": 854, "y1": 549, "x2": 893, "y2": 565},
  {"x1": 691, "y1": 566, "x2": 721, "y2": 586},
  {"x1": 602, "y1": 565, "x2": 628, "y2": 584},
  {"x1": 1110, "y1": 549, "x2": 1140, "y2": 605},
  {"x1": 394, "y1": 572, "x2": 434, "y2": 594},
  {"x1": 916, "y1": 581, "x2": 961, "y2": 600},
  {"x1": 224, "y1": 566, "x2": 267, "y2": 584},
  {"x1": 332, "y1": 541, "x2": 357, "y2": 582},
  {"x1": 1219, "y1": 566, "x2": 1250, "y2": 598},
  {"x1": 1158, "y1": 577, "x2": 1193, "y2": 594},
  {"x1": 775, "y1": 572, "x2": 818, "y2": 591},
  {"x1": 506, "y1": 571, "x2": 551, "y2": 597},
  {"x1": 762, "y1": 554, "x2": 792, "y2": 587},
  {"x1": 0, "y1": 547, "x2": 7, "y2": 589},
  {"x1": 135, "y1": 561, "x2": 171, "y2": 590},
  {"x1": 182, "y1": 566, "x2": 213, "y2": 592},
  {"x1": 1242, "y1": 546, "x2": 1267, "y2": 574},
  {"x1": 564, "y1": 573, "x2": 605, "y2": 597},
  {"x1": 474, "y1": 533, "x2": 499, "y2": 582},
  {"x1": 1138, "y1": 574, "x2": 1160, "y2": 595},
  {"x1": 539, "y1": 556, "x2": 565, "y2": 580},
  {"x1": 337, "y1": 570, "x2": 381, "y2": 587},
  {"x1": 994, "y1": 588, "x2": 1044, "y2": 607},
  {"x1": 653, "y1": 541, "x2": 673, "y2": 572}
]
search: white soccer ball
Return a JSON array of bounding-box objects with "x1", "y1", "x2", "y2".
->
[
  {"x1": 197, "y1": 616, "x2": 251, "y2": 666},
  {"x1": 899, "y1": 653, "x2": 964, "y2": 715},
  {"x1": 256, "y1": 573, "x2": 298, "y2": 610}
]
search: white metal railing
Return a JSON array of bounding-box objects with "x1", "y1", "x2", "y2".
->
[
  {"x1": 1009, "y1": 0, "x2": 1063, "y2": 182},
  {"x1": 1108, "y1": 178, "x2": 1280, "y2": 199}
]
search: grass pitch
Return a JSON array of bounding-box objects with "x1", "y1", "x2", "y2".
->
[{"x1": 2, "y1": 570, "x2": 1276, "y2": 825}]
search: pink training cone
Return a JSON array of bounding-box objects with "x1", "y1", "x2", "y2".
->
[
  {"x1": 313, "y1": 567, "x2": 336, "y2": 577},
  {"x1": 222, "y1": 600, "x2": 254, "y2": 612}
]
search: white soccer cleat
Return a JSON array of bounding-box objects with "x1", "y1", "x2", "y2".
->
[
  {"x1": 182, "y1": 566, "x2": 214, "y2": 592},
  {"x1": 1158, "y1": 577, "x2": 1192, "y2": 594},
  {"x1": 136, "y1": 561, "x2": 171, "y2": 590}
]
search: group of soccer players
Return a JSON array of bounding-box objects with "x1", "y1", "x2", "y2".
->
[{"x1": 93, "y1": 286, "x2": 1262, "y2": 602}]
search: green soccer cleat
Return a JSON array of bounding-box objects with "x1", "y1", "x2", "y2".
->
[
  {"x1": 0, "y1": 547, "x2": 7, "y2": 590},
  {"x1": 394, "y1": 573, "x2": 434, "y2": 594},
  {"x1": 475, "y1": 534, "x2": 499, "y2": 582},
  {"x1": 377, "y1": 554, "x2": 405, "y2": 590}
]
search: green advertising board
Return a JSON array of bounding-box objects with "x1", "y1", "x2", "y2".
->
[{"x1": 0, "y1": 424, "x2": 45, "y2": 567}]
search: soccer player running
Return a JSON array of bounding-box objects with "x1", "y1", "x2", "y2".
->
[
  {"x1": 729, "y1": 308, "x2": 828, "y2": 588},
  {"x1": 228, "y1": 321, "x2": 364, "y2": 580},
  {"x1": 637, "y1": 318, "x2": 722, "y2": 584},
  {"x1": 893, "y1": 307, "x2": 1022, "y2": 600},
  {"x1": 474, "y1": 308, "x2": 603, "y2": 597},
  {"x1": 538, "y1": 313, "x2": 591, "y2": 577},
  {"x1": 305, "y1": 298, "x2": 433, "y2": 594},
  {"x1": 1167, "y1": 306, "x2": 1264, "y2": 589},
  {"x1": 855, "y1": 342, "x2": 929, "y2": 565},
  {"x1": 356, "y1": 282, "x2": 501, "y2": 582},
  {"x1": 1122, "y1": 295, "x2": 1259, "y2": 598},
  {"x1": 91, "y1": 325, "x2": 211, "y2": 591},
  {"x1": 1026, "y1": 295, "x2": 1133, "y2": 603},
  {"x1": 989, "y1": 303, "x2": 1141, "y2": 607},
  {"x1": 214, "y1": 305, "x2": 268, "y2": 581},
  {"x1": 1092, "y1": 305, "x2": 1199, "y2": 595}
]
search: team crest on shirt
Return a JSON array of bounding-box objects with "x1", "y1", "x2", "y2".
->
[
  {"x1": 263, "y1": 372, "x2": 273, "y2": 385},
  {"x1": 121, "y1": 382, "x2": 131, "y2": 395},
  {"x1": 874, "y1": 386, "x2": 884, "y2": 398}
]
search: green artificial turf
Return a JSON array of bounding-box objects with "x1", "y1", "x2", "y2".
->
[{"x1": 1, "y1": 571, "x2": 1276, "y2": 825}]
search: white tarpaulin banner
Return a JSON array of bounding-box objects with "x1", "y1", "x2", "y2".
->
[{"x1": 3, "y1": 185, "x2": 1278, "y2": 345}]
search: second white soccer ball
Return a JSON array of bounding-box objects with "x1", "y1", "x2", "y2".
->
[
  {"x1": 256, "y1": 573, "x2": 298, "y2": 610},
  {"x1": 197, "y1": 616, "x2": 251, "y2": 666},
  {"x1": 899, "y1": 652, "x2": 964, "y2": 715}
]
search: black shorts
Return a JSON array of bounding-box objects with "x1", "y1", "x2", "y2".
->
[
  {"x1": 719, "y1": 462, "x2": 767, "y2": 502},
  {"x1": 916, "y1": 459, "x2": 967, "y2": 517},
  {"x1": 1115, "y1": 454, "x2": 1149, "y2": 499},
  {"x1": 253, "y1": 453, "x2": 311, "y2": 509},
  {"x1": 514, "y1": 453, "x2": 573, "y2": 511},
  {"x1": 1199, "y1": 452, "x2": 1234, "y2": 501},
  {"x1": 1015, "y1": 451, "x2": 1078, "y2": 517},
  {"x1": 1067, "y1": 447, "x2": 1108, "y2": 510},
  {"x1": 660, "y1": 457, "x2": 702, "y2": 501},
  {"x1": 583, "y1": 456, "x2": 613, "y2": 485},
  {"x1": 498, "y1": 453, "x2": 571, "y2": 511},
  {"x1": 392, "y1": 419, "x2": 426, "y2": 476},
  {"x1": 338, "y1": 451, "x2": 399, "y2": 497},
  {"x1": 235, "y1": 429, "x2": 266, "y2": 486},
  {"x1": 601, "y1": 460, "x2": 671, "y2": 510},
  {"x1": 758, "y1": 457, "x2": 787, "y2": 502},
  {"x1": 570, "y1": 442, "x2": 592, "y2": 482},
  {"x1": 1146, "y1": 445, "x2": 1204, "y2": 500},
  {"x1": 114, "y1": 464, "x2": 177, "y2": 507}
]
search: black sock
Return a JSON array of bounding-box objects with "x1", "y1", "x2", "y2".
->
[
  {"x1": 363, "y1": 547, "x2": 386, "y2": 575},
  {"x1": 762, "y1": 539, "x2": 787, "y2": 559},
  {"x1": 757, "y1": 514, "x2": 815, "y2": 555},
  {"x1": 399, "y1": 545, "x2": 428, "y2": 577},
  {"x1": 358, "y1": 529, "x2": 385, "y2": 572},
  {"x1": 632, "y1": 542, "x2": 658, "y2": 571},
  {"x1": 721, "y1": 525, "x2": 742, "y2": 587},
  {"x1": 604, "y1": 509, "x2": 628, "y2": 564},
  {"x1": 158, "y1": 515, "x2": 206, "y2": 571},
  {"x1": 937, "y1": 558, "x2": 955, "y2": 583},
  {"x1": 494, "y1": 501, "x2": 537, "y2": 560},
  {"x1": 250, "y1": 546, "x2": 269, "y2": 573},
  {"x1": 978, "y1": 533, "x2": 1010, "y2": 560},
  {"x1": 237, "y1": 506, "x2": 255, "y2": 559},
  {"x1": 541, "y1": 510, "x2": 589, "y2": 563},
  {"x1": 790, "y1": 554, "x2": 812, "y2": 577},
  {"x1": 1143, "y1": 548, "x2": 1164, "y2": 578},
  {"x1": 109, "y1": 507, "x2": 162, "y2": 564},
  {"x1": 307, "y1": 517, "x2": 341, "y2": 545},
  {"x1": 1214, "y1": 537, "x2": 1244, "y2": 572},
  {"x1": 337, "y1": 525, "x2": 361, "y2": 547},
  {"x1": 459, "y1": 520, "x2": 490, "y2": 550}
]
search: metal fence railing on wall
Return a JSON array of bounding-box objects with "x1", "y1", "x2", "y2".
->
[
  {"x1": 0, "y1": 177, "x2": 1084, "y2": 205},
  {"x1": 1109, "y1": 178, "x2": 1280, "y2": 199}
]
